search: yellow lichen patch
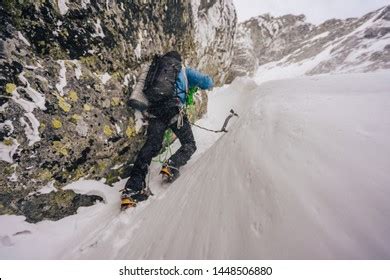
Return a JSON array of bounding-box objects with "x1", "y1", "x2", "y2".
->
[
  {"x1": 80, "y1": 56, "x2": 97, "y2": 68},
  {"x1": 111, "y1": 97, "x2": 121, "y2": 106},
  {"x1": 49, "y1": 44, "x2": 66, "y2": 60},
  {"x1": 54, "y1": 190, "x2": 75, "y2": 207},
  {"x1": 125, "y1": 126, "x2": 136, "y2": 138},
  {"x1": 70, "y1": 114, "x2": 82, "y2": 124},
  {"x1": 73, "y1": 168, "x2": 86, "y2": 180},
  {"x1": 52, "y1": 141, "x2": 69, "y2": 156},
  {"x1": 3, "y1": 165, "x2": 15, "y2": 176},
  {"x1": 52, "y1": 118, "x2": 62, "y2": 129},
  {"x1": 38, "y1": 123, "x2": 46, "y2": 133},
  {"x1": 58, "y1": 97, "x2": 71, "y2": 112},
  {"x1": 5, "y1": 83, "x2": 16, "y2": 94},
  {"x1": 97, "y1": 161, "x2": 107, "y2": 172},
  {"x1": 103, "y1": 125, "x2": 114, "y2": 137},
  {"x1": 68, "y1": 90, "x2": 78, "y2": 102},
  {"x1": 39, "y1": 169, "x2": 52, "y2": 180},
  {"x1": 60, "y1": 29, "x2": 70, "y2": 38},
  {"x1": 112, "y1": 71, "x2": 122, "y2": 80},
  {"x1": 83, "y1": 104, "x2": 92, "y2": 111},
  {"x1": 3, "y1": 138, "x2": 14, "y2": 146}
]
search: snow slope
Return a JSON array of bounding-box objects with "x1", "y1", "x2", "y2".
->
[{"x1": 1, "y1": 71, "x2": 390, "y2": 259}]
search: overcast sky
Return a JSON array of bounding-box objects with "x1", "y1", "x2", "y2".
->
[{"x1": 233, "y1": 0, "x2": 390, "y2": 24}]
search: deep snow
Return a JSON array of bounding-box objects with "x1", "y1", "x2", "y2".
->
[{"x1": 1, "y1": 71, "x2": 390, "y2": 259}]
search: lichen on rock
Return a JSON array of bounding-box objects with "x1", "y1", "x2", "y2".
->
[
  {"x1": 5, "y1": 83, "x2": 16, "y2": 94},
  {"x1": 103, "y1": 125, "x2": 113, "y2": 137},
  {"x1": 58, "y1": 97, "x2": 71, "y2": 112},
  {"x1": 83, "y1": 104, "x2": 92, "y2": 111},
  {"x1": 51, "y1": 118, "x2": 63, "y2": 129},
  {"x1": 68, "y1": 90, "x2": 78, "y2": 102}
]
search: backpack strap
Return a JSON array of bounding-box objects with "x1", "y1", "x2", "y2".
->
[{"x1": 182, "y1": 64, "x2": 189, "y2": 95}]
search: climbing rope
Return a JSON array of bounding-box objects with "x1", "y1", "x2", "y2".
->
[
  {"x1": 152, "y1": 109, "x2": 238, "y2": 164},
  {"x1": 191, "y1": 109, "x2": 239, "y2": 133},
  {"x1": 177, "y1": 107, "x2": 185, "y2": 129},
  {"x1": 190, "y1": 123, "x2": 225, "y2": 133},
  {"x1": 157, "y1": 144, "x2": 172, "y2": 163},
  {"x1": 152, "y1": 130, "x2": 174, "y2": 164},
  {"x1": 145, "y1": 164, "x2": 153, "y2": 195}
]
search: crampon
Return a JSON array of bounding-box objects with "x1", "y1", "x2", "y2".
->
[
  {"x1": 120, "y1": 187, "x2": 153, "y2": 210},
  {"x1": 160, "y1": 164, "x2": 180, "y2": 183}
]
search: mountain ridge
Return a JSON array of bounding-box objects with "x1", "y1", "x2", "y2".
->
[{"x1": 228, "y1": 5, "x2": 390, "y2": 82}]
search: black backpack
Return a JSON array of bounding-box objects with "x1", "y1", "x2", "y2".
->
[{"x1": 143, "y1": 52, "x2": 182, "y2": 104}]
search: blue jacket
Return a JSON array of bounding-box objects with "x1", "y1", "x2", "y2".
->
[{"x1": 175, "y1": 67, "x2": 214, "y2": 105}]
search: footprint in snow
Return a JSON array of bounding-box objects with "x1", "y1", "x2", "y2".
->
[{"x1": 1, "y1": 235, "x2": 14, "y2": 247}]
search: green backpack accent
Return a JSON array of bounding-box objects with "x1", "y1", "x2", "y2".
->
[{"x1": 186, "y1": 86, "x2": 198, "y2": 106}]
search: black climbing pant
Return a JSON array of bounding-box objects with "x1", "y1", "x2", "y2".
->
[{"x1": 125, "y1": 110, "x2": 196, "y2": 191}]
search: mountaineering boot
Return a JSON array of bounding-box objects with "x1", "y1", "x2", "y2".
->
[
  {"x1": 120, "y1": 183, "x2": 153, "y2": 210},
  {"x1": 160, "y1": 160, "x2": 180, "y2": 183},
  {"x1": 120, "y1": 189, "x2": 137, "y2": 210}
]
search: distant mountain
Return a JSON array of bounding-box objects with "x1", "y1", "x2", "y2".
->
[{"x1": 228, "y1": 6, "x2": 390, "y2": 82}]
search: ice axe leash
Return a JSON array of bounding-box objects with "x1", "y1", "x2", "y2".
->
[{"x1": 190, "y1": 109, "x2": 239, "y2": 133}]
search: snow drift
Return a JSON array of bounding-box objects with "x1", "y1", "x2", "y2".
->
[{"x1": 1, "y1": 71, "x2": 390, "y2": 259}]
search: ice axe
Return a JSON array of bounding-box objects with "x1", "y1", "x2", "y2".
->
[{"x1": 220, "y1": 109, "x2": 239, "y2": 132}]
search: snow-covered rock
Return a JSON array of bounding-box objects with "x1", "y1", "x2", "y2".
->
[
  {"x1": 0, "y1": 0, "x2": 236, "y2": 221},
  {"x1": 191, "y1": 0, "x2": 237, "y2": 84}
]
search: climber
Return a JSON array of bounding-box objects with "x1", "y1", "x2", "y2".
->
[{"x1": 121, "y1": 51, "x2": 214, "y2": 209}]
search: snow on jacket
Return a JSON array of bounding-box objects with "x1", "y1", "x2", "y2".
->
[{"x1": 175, "y1": 67, "x2": 214, "y2": 105}]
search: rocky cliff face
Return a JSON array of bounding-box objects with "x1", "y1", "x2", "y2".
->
[
  {"x1": 191, "y1": 0, "x2": 237, "y2": 83},
  {"x1": 229, "y1": 6, "x2": 390, "y2": 81},
  {"x1": 0, "y1": 0, "x2": 236, "y2": 221}
]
